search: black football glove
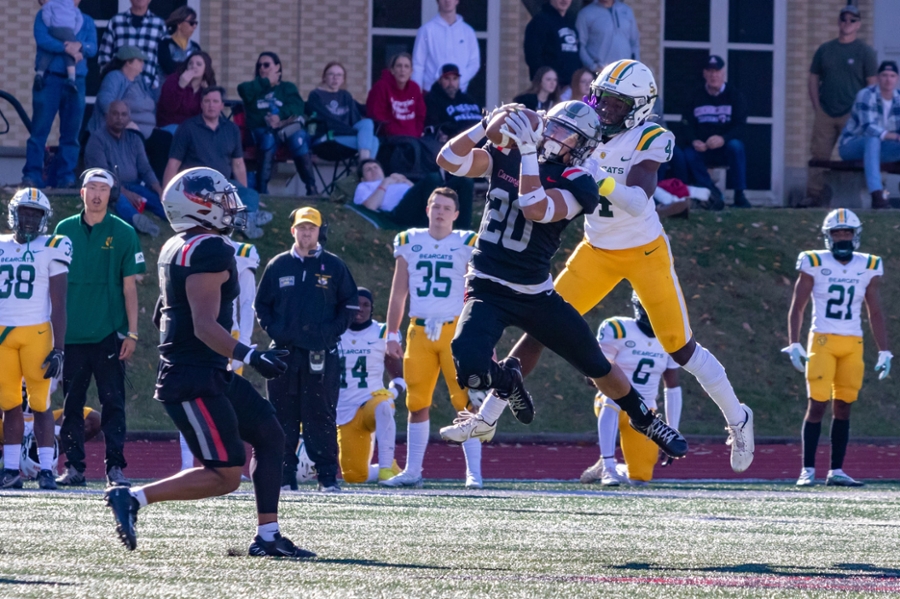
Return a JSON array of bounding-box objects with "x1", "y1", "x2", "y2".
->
[
  {"x1": 42, "y1": 348, "x2": 65, "y2": 380},
  {"x1": 249, "y1": 349, "x2": 289, "y2": 379}
]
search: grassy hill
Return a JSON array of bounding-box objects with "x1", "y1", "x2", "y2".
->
[{"x1": 8, "y1": 193, "x2": 900, "y2": 437}]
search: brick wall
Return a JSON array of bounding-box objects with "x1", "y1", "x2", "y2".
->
[
  {"x1": 499, "y1": 0, "x2": 532, "y2": 103},
  {"x1": 1, "y1": 8, "x2": 41, "y2": 149}
]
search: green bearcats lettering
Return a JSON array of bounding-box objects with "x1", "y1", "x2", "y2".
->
[
  {"x1": 0, "y1": 264, "x2": 35, "y2": 300},
  {"x1": 632, "y1": 358, "x2": 655, "y2": 386}
]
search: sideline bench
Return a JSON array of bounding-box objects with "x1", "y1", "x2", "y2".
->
[{"x1": 808, "y1": 159, "x2": 900, "y2": 208}]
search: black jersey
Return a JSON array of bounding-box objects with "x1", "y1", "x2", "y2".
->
[
  {"x1": 157, "y1": 232, "x2": 239, "y2": 369},
  {"x1": 470, "y1": 143, "x2": 599, "y2": 286}
]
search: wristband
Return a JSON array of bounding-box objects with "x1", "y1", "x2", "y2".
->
[
  {"x1": 520, "y1": 152, "x2": 539, "y2": 176},
  {"x1": 387, "y1": 331, "x2": 401, "y2": 343},
  {"x1": 598, "y1": 177, "x2": 616, "y2": 196},
  {"x1": 126, "y1": 332, "x2": 139, "y2": 341},
  {"x1": 466, "y1": 123, "x2": 486, "y2": 143},
  {"x1": 233, "y1": 342, "x2": 253, "y2": 363}
]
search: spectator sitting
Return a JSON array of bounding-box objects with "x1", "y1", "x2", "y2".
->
[
  {"x1": 514, "y1": 66, "x2": 560, "y2": 112},
  {"x1": 98, "y1": 0, "x2": 166, "y2": 88},
  {"x1": 523, "y1": 0, "x2": 580, "y2": 91},
  {"x1": 157, "y1": 51, "x2": 215, "y2": 133},
  {"x1": 157, "y1": 6, "x2": 200, "y2": 78},
  {"x1": 238, "y1": 51, "x2": 318, "y2": 196},
  {"x1": 425, "y1": 64, "x2": 482, "y2": 140},
  {"x1": 84, "y1": 100, "x2": 165, "y2": 236},
  {"x1": 34, "y1": 0, "x2": 83, "y2": 93},
  {"x1": 163, "y1": 86, "x2": 272, "y2": 239},
  {"x1": 412, "y1": 0, "x2": 480, "y2": 94},
  {"x1": 576, "y1": 0, "x2": 641, "y2": 73},
  {"x1": 682, "y1": 55, "x2": 750, "y2": 209},
  {"x1": 306, "y1": 61, "x2": 379, "y2": 160},
  {"x1": 366, "y1": 53, "x2": 426, "y2": 139},
  {"x1": 838, "y1": 61, "x2": 900, "y2": 209},
  {"x1": 559, "y1": 67, "x2": 594, "y2": 102}
]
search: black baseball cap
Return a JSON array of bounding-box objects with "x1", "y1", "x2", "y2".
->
[
  {"x1": 705, "y1": 55, "x2": 725, "y2": 71},
  {"x1": 440, "y1": 63, "x2": 460, "y2": 78},
  {"x1": 879, "y1": 61, "x2": 899, "y2": 74},
  {"x1": 840, "y1": 5, "x2": 861, "y2": 19}
]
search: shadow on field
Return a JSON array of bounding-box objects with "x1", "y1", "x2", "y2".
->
[
  {"x1": 612, "y1": 562, "x2": 900, "y2": 579},
  {"x1": 0, "y1": 578, "x2": 76, "y2": 586},
  {"x1": 313, "y1": 558, "x2": 454, "y2": 571}
]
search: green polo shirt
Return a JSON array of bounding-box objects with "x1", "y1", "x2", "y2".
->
[{"x1": 55, "y1": 211, "x2": 146, "y2": 344}]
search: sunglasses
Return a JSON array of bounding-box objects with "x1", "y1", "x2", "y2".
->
[
  {"x1": 185, "y1": 20, "x2": 198, "y2": 26},
  {"x1": 258, "y1": 62, "x2": 274, "y2": 68},
  {"x1": 841, "y1": 17, "x2": 860, "y2": 23}
]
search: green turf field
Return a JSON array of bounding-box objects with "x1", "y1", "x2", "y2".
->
[{"x1": 3, "y1": 482, "x2": 900, "y2": 598}]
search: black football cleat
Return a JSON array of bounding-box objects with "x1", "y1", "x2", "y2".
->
[
  {"x1": 0, "y1": 469, "x2": 23, "y2": 489},
  {"x1": 630, "y1": 414, "x2": 688, "y2": 459},
  {"x1": 37, "y1": 469, "x2": 57, "y2": 490},
  {"x1": 105, "y1": 486, "x2": 139, "y2": 550},
  {"x1": 499, "y1": 357, "x2": 535, "y2": 424},
  {"x1": 248, "y1": 533, "x2": 316, "y2": 558}
]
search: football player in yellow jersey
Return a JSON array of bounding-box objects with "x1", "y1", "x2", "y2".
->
[
  {"x1": 498, "y1": 60, "x2": 755, "y2": 473},
  {"x1": 0, "y1": 188, "x2": 70, "y2": 490},
  {"x1": 783, "y1": 209, "x2": 890, "y2": 487}
]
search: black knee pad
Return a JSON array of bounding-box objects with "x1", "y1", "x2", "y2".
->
[{"x1": 453, "y1": 358, "x2": 492, "y2": 391}]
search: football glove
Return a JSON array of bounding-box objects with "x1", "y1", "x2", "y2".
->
[
  {"x1": 248, "y1": 349, "x2": 290, "y2": 379},
  {"x1": 876, "y1": 350, "x2": 893, "y2": 380},
  {"x1": 780, "y1": 343, "x2": 807, "y2": 373},
  {"x1": 500, "y1": 110, "x2": 543, "y2": 156},
  {"x1": 42, "y1": 348, "x2": 64, "y2": 380},
  {"x1": 424, "y1": 318, "x2": 443, "y2": 342},
  {"x1": 481, "y1": 103, "x2": 524, "y2": 129}
]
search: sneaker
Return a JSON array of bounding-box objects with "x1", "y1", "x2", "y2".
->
[
  {"x1": 465, "y1": 473, "x2": 483, "y2": 490},
  {"x1": 796, "y1": 467, "x2": 815, "y2": 487},
  {"x1": 107, "y1": 466, "x2": 131, "y2": 487},
  {"x1": 603, "y1": 466, "x2": 627, "y2": 487},
  {"x1": 725, "y1": 404, "x2": 755, "y2": 473},
  {"x1": 378, "y1": 469, "x2": 423, "y2": 488},
  {"x1": 281, "y1": 470, "x2": 299, "y2": 491},
  {"x1": 243, "y1": 221, "x2": 264, "y2": 239},
  {"x1": 37, "y1": 469, "x2": 57, "y2": 490},
  {"x1": 0, "y1": 469, "x2": 23, "y2": 489},
  {"x1": 499, "y1": 357, "x2": 535, "y2": 424},
  {"x1": 248, "y1": 533, "x2": 316, "y2": 558},
  {"x1": 826, "y1": 470, "x2": 864, "y2": 487},
  {"x1": 251, "y1": 210, "x2": 274, "y2": 226},
  {"x1": 132, "y1": 213, "x2": 160, "y2": 237},
  {"x1": 629, "y1": 414, "x2": 688, "y2": 459},
  {"x1": 317, "y1": 482, "x2": 342, "y2": 493},
  {"x1": 733, "y1": 191, "x2": 751, "y2": 208},
  {"x1": 105, "y1": 487, "x2": 139, "y2": 550},
  {"x1": 616, "y1": 463, "x2": 649, "y2": 487},
  {"x1": 579, "y1": 458, "x2": 605, "y2": 484},
  {"x1": 56, "y1": 465, "x2": 86, "y2": 486},
  {"x1": 378, "y1": 460, "x2": 401, "y2": 482},
  {"x1": 439, "y1": 410, "x2": 497, "y2": 444}
]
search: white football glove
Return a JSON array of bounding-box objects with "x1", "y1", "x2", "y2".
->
[
  {"x1": 500, "y1": 110, "x2": 544, "y2": 156},
  {"x1": 481, "y1": 103, "x2": 524, "y2": 128},
  {"x1": 424, "y1": 318, "x2": 443, "y2": 342},
  {"x1": 781, "y1": 343, "x2": 807, "y2": 373},
  {"x1": 876, "y1": 350, "x2": 893, "y2": 380}
]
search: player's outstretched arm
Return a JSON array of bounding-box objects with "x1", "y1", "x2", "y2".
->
[
  {"x1": 43, "y1": 273, "x2": 68, "y2": 379},
  {"x1": 436, "y1": 108, "x2": 510, "y2": 178},
  {"x1": 864, "y1": 276, "x2": 892, "y2": 379},
  {"x1": 782, "y1": 272, "x2": 813, "y2": 372},
  {"x1": 597, "y1": 159, "x2": 659, "y2": 217},
  {"x1": 385, "y1": 257, "x2": 410, "y2": 359}
]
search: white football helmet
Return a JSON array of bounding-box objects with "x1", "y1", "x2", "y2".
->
[
  {"x1": 162, "y1": 167, "x2": 248, "y2": 234},
  {"x1": 295, "y1": 438, "x2": 317, "y2": 484},
  {"x1": 20, "y1": 433, "x2": 59, "y2": 480},
  {"x1": 8, "y1": 187, "x2": 52, "y2": 237},
  {"x1": 589, "y1": 59, "x2": 658, "y2": 136},
  {"x1": 540, "y1": 101, "x2": 602, "y2": 166},
  {"x1": 822, "y1": 208, "x2": 862, "y2": 257}
]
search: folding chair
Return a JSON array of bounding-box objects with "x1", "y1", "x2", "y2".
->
[{"x1": 310, "y1": 139, "x2": 358, "y2": 195}]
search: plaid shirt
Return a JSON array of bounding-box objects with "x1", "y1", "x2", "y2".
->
[
  {"x1": 839, "y1": 85, "x2": 900, "y2": 146},
  {"x1": 98, "y1": 9, "x2": 166, "y2": 87}
]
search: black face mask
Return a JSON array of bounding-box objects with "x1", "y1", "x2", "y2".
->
[
  {"x1": 831, "y1": 240, "x2": 854, "y2": 260},
  {"x1": 349, "y1": 318, "x2": 372, "y2": 332},
  {"x1": 633, "y1": 304, "x2": 655, "y2": 338}
]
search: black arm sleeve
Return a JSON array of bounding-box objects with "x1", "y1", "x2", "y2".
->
[{"x1": 561, "y1": 168, "x2": 600, "y2": 215}]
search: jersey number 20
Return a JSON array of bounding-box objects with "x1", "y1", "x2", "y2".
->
[{"x1": 481, "y1": 188, "x2": 533, "y2": 252}]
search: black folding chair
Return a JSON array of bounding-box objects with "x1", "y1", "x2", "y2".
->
[{"x1": 310, "y1": 138, "x2": 358, "y2": 195}]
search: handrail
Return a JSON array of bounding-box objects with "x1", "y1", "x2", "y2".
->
[{"x1": 0, "y1": 90, "x2": 32, "y2": 134}]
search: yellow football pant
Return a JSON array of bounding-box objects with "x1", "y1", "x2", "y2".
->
[
  {"x1": 595, "y1": 396, "x2": 658, "y2": 482},
  {"x1": 337, "y1": 394, "x2": 394, "y2": 483},
  {"x1": 404, "y1": 316, "x2": 469, "y2": 413},
  {"x1": 555, "y1": 235, "x2": 692, "y2": 354},
  {"x1": 0, "y1": 324, "x2": 53, "y2": 413},
  {"x1": 806, "y1": 332, "x2": 864, "y2": 403}
]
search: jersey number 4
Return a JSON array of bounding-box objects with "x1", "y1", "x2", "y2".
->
[
  {"x1": 339, "y1": 356, "x2": 368, "y2": 389},
  {"x1": 825, "y1": 284, "x2": 855, "y2": 320},
  {"x1": 0, "y1": 264, "x2": 36, "y2": 300},
  {"x1": 481, "y1": 188, "x2": 533, "y2": 252}
]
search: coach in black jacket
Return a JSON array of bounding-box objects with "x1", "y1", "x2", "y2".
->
[{"x1": 255, "y1": 206, "x2": 358, "y2": 491}]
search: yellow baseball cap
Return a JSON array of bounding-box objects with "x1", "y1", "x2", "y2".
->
[{"x1": 291, "y1": 206, "x2": 322, "y2": 227}]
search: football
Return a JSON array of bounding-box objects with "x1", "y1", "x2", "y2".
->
[{"x1": 485, "y1": 108, "x2": 543, "y2": 148}]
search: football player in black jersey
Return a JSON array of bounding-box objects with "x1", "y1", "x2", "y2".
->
[
  {"x1": 436, "y1": 102, "x2": 687, "y2": 459},
  {"x1": 104, "y1": 167, "x2": 314, "y2": 558}
]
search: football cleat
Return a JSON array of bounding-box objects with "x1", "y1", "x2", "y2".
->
[
  {"x1": 440, "y1": 410, "x2": 497, "y2": 444},
  {"x1": 37, "y1": 469, "x2": 57, "y2": 490},
  {"x1": 317, "y1": 482, "x2": 342, "y2": 493},
  {"x1": 579, "y1": 459, "x2": 605, "y2": 485},
  {"x1": 248, "y1": 533, "x2": 316, "y2": 559},
  {"x1": 105, "y1": 487, "x2": 139, "y2": 550},
  {"x1": 826, "y1": 470, "x2": 864, "y2": 487},
  {"x1": 106, "y1": 466, "x2": 131, "y2": 487},
  {"x1": 378, "y1": 460, "x2": 402, "y2": 482},
  {"x1": 465, "y1": 473, "x2": 483, "y2": 490},
  {"x1": 629, "y1": 414, "x2": 688, "y2": 459},
  {"x1": 725, "y1": 404, "x2": 755, "y2": 473},
  {"x1": 379, "y1": 470, "x2": 423, "y2": 488},
  {"x1": 56, "y1": 465, "x2": 86, "y2": 486},
  {"x1": 0, "y1": 468, "x2": 23, "y2": 489},
  {"x1": 499, "y1": 357, "x2": 535, "y2": 424},
  {"x1": 616, "y1": 464, "x2": 650, "y2": 487},
  {"x1": 660, "y1": 453, "x2": 675, "y2": 468},
  {"x1": 796, "y1": 467, "x2": 815, "y2": 487},
  {"x1": 281, "y1": 469, "x2": 299, "y2": 491}
]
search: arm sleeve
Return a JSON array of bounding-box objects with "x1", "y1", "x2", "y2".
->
[
  {"x1": 414, "y1": 89, "x2": 426, "y2": 137},
  {"x1": 120, "y1": 229, "x2": 147, "y2": 276},
  {"x1": 50, "y1": 236, "x2": 73, "y2": 270},
  {"x1": 561, "y1": 167, "x2": 600, "y2": 214},
  {"x1": 187, "y1": 237, "x2": 233, "y2": 275},
  {"x1": 34, "y1": 13, "x2": 66, "y2": 54}
]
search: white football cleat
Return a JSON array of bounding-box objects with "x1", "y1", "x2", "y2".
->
[
  {"x1": 378, "y1": 470, "x2": 423, "y2": 488},
  {"x1": 579, "y1": 459, "x2": 605, "y2": 484},
  {"x1": 615, "y1": 463, "x2": 648, "y2": 487},
  {"x1": 465, "y1": 473, "x2": 483, "y2": 490},
  {"x1": 725, "y1": 404, "x2": 755, "y2": 472},
  {"x1": 439, "y1": 410, "x2": 496, "y2": 444},
  {"x1": 796, "y1": 467, "x2": 815, "y2": 487}
]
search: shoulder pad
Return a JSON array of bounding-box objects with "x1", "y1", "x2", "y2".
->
[
  {"x1": 561, "y1": 167, "x2": 594, "y2": 182},
  {"x1": 179, "y1": 234, "x2": 233, "y2": 268},
  {"x1": 395, "y1": 231, "x2": 410, "y2": 247},
  {"x1": 462, "y1": 231, "x2": 478, "y2": 246},
  {"x1": 601, "y1": 318, "x2": 626, "y2": 340},
  {"x1": 865, "y1": 254, "x2": 882, "y2": 271},
  {"x1": 635, "y1": 125, "x2": 668, "y2": 152},
  {"x1": 379, "y1": 324, "x2": 387, "y2": 338},
  {"x1": 44, "y1": 235, "x2": 67, "y2": 249},
  {"x1": 798, "y1": 250, "x2": 822, "y2": 268}
]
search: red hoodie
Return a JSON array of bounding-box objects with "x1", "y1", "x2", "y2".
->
[{"x1": 366, "y1": 69, "x2": 426, "y2": 138}]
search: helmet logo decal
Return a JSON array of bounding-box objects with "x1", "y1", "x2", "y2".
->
[
  {"x1": 608, "y1": 60, "x2": 637, "y2": 84},
  {"x1": 181, "y1": 174, "x2": 216, "y2": 208}
]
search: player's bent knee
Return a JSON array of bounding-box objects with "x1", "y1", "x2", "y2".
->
[{"x1": 341, "y1": 469, "x2": 368, "y2": 484}]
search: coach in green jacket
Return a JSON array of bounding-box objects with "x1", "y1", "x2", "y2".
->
[{"x1": 54, "y1": 168, "x2": 146, "y2": 488}]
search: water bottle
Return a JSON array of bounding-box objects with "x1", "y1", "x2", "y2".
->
[{"x1": 268, "y1": 94, "x2": 279, "y2": 116}]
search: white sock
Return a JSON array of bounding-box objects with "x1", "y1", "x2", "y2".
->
[
  {"x1": 179, "y1": 434, "x2": 194, "y2": 471},
  {"x1": 461, "y1": 437, "x2": 482, "y2": 480},
  {"x1": 131, "y1": 487, "x2": 148, "y2": 508},
  {"x1": 598, "y1": 404, "x2": 619, "y2": 463},
  {"x1": 257, "y1": 521, "x2": 280, "y2": 542},
  {"x1": 3, "y1": 445, "x2": 19, "y2": 471},
  {"x1": 479, "y1": 392, "x2": 507, "y2": 424},
  {"x1": 366, "y1": 464, "x2": 379, "y2": 483},
  {"x1": 681, "y1": 343, "x2": 745, "y2": 425},
  {"x1": 404, "y1": 421, "x2": 429, "y2": 476},
  {"x1": 664, "y1": 386, "x2": 683, "y2": 430},
  {"x1": 38, "y1": 447, "x2": 54, "y2": 471},
  {"x1": 374, "y1": 400, "x2": 396, "y2": 469}
]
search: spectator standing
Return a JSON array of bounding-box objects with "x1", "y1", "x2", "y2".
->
[
  {"x1": 163, "y1": 87, "x2": 271, "y2": 239},
  {"x1": 806, "y1": 5, "x2": 877, "y2": 207},
  {"x1": 576, "y1": 0, "x2": 640, "y2": 73},
  {"x1": 513, "y1": 66, "x2": 560, "y2": 111},
  {"x1": 34, "y1": 0, "x2": 84, "y2": 92},
  {"x1": 682, "y1": 55, "x2": 750, "y2": 209},
  {"x1": 23, "y1": 2, "x2": 96, "y2": 188},
  {"x1": 55, "y1": 169, "x2": 146, "y2": 488},
  {"x1": 425, "y1": 64, "x2": 482, "y2": 138},
  {"x1": 412, "y1": 0, "x2": 480, "y2": 94},
  {"x1": 98, "y1": 0, "x2": 166, "y2": 88},
  {"x1": 306, "y1": 62, "x2": 379, "y2": 160},
  {"x1": 89, "y1": 46, "x2": 159, "y2": 140},
  {"x1": 156, "y1": 52, "x2": 215, "y2": 132},
  {"x1": 366, "y1": 53, "x2": 426, "y2": 139},
  {"x1": 84, "y1": 101, "x2": 165, "y2": 236},
  {"x1": 157, "y1": 6, "x2": 201, "y2": 78},
  {"x1": 560, "y1": 67, "x2": 594, "y2": 102},
  {"x1": 838, "y1": 61, "x2": 900, "y2": 209},
  {"x1": 238, "y1": 52, "x2": 318, "y2": 196},
  {"x1": 255, "y1": 207, "x2": 359, "y2": 492},
  {"x1": 523, "y1": 0, "x2": 580, "y2": 87}
]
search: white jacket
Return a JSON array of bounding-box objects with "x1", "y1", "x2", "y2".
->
[{"x1": 412, "y1": 15, "x2": 480, "y2": 93}]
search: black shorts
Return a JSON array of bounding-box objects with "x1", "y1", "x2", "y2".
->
[
  {"x1": 156, "y1": 362, "x2": 276, "y2": 468},
  {"x1": 452, "y1": 277, "x2": 612, "y2": 379}
]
